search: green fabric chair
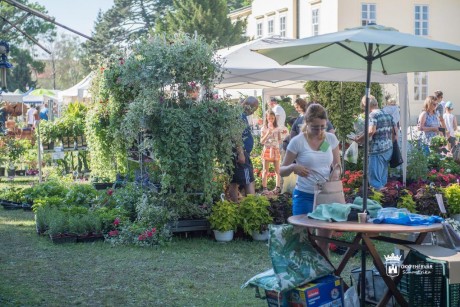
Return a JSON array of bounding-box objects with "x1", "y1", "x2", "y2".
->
[{"x1": 242, "y1": 224, "x2": 334, "y2": 295}]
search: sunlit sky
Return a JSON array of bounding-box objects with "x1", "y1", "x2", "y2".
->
[{"x1": 33, "y1": 0, "x2": 114, "y2": 37}]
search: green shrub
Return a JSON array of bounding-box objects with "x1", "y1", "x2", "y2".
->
[
  {"x1": 444, "y1": 184, "x2": 460, "y2": 215},
  {"x1": 239, "y1": 195, "x2": 272, "y2": 234},
  {"x1": 65, "y1": 184, "x2": 97, "y2": 207},
  {"x1": 208, "y1": 200, "x2": 239, "y2": 232}
]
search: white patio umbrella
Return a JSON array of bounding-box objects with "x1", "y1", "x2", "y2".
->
[
  {"x1": 253, "y1": 24, "x2": 460, "y2": 306},
  {"x1": 254, "y1": 24, "x2": 460, "y2": 209}
]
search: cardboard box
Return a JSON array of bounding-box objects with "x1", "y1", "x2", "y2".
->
[
  {"x1": 265, "y1": 289, "x2": 289, "y2": 307},
  {"x1": 290, "y1": 275, "x2": 344, "y2": 307}
]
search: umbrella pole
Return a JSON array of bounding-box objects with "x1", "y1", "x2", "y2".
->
[{"x1": 360, "y1": 43, "x2": 374, "y2": 307}]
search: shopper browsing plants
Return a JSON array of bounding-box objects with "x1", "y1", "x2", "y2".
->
[{"x1": 260, "y1": 110, "x2": 282, "y2": 195}]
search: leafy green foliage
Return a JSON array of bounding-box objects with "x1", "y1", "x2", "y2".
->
[
  {"x1": 89, "y1": 33, "x2": 243, "y2": 205},
  {"x1": 0, "y1": 137, "x2": 30, "y2": 167},
  {"x1": 397, "y1": 190, "x2": 417, "y2": 213},
  {"x1": 414, "y1": 185, "x2": 443, "y2": 216},
  {"x1": 304, "y1": 81, "x2": 382, "y2": 141},
  {"x1": 208, "y1": 200, "x2": 239, "y2": 232},
  {"x1": 65, "y1": 184, "x2": 97, "y2": 207},
  {"x1": 158, "y1": 0, "x2": 246, "y2": 48},
  {"x1": 0, "y1": 1, "x2": 56, "y2": 91},
  {"x1": 83, "y1": 0, "x2": 173, "y2": 67},
  {"x1": 239, "y1": 195, "x2": 272, "y2": 234},
  {"x1": 407, "y1": 142, "x2": 429, "y2": 182},
  {"x1": 444, "y1": 184, "x2": 460, "y2": 215}
]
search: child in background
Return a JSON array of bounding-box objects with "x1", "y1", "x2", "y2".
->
[
  {"x1": 443, "y1": 101, "x2": 457, "y2": 151},
  {"x1": 261, "y1": 110, "x2": 282, "y2": 195}
]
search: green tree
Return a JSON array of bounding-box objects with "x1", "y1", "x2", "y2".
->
[
  {"x1": 158, "y1": 0, "x2": 247, "y2": 48},
  {"x1": 83, "y1": 0, "x2": 173, "y2": 67},
  {"x1": 227, "y1": 0, "x2": 252, "y2": 11},
  {"x1": 39, "y1": 33, "x2": 89, "y2": 89},
  {"x1": 7, "y1": 47, "x2": 45, "y2": 92},
  {"x1": 304, "y1": 81, "x2": 383, "y2": 142}
]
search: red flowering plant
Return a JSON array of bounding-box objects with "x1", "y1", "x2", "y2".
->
[
  {"x1": 104, "y1": 219, "x2": 171, "y2": 247},
  {"x1": 427, "y1": 168, "x2": 458, "y2": 187},
  {"x1": 341, "y1": 170, "x2": 363, "y2": 195},
  {"x1": 379, "y1": 180, "x2": 404, "y2": 207}
]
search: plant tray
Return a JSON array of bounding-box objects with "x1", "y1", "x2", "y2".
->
[
  {"x1": 93, "y1": 182, "x2": 114, "y2": 190},
  {"x1": 49, "y1": 234, "x2": 77, "y2": 244},
  {"x1": 0, "y1": 199, "x2": 23, "y2": 210},
  {"x1": 76, "y1": 234, "x2": 104, "y2": 243},
  {"x1": 168, "y1": 219, "x2": 210, "y2": 233},
  {"x1": 399, "y1": 250, "x2": 460, "y2": 307}
]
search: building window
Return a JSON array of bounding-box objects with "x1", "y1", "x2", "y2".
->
[
  {"x1": 279, "y1": 15, "x2": 286, "y2": 37},
  {"x1": 361, "y1": 3, "x2": 376, "y2": 26},
  {"x1": 268, "y1": 18, "x2": 274, "y2": 36},
  {"x1": 415, "y1": 5, "x2": 428, "y2": 36},
  {"x1": 414, "y1": 72, "x2": 428, "y2": 101},
  {"x1": 312, "y1": 8, "x2": 319, "y2": 36},
  {"x1": 257, "y1": 21, "x2": 263, "y2": 38}
]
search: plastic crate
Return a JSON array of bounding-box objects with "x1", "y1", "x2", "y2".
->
[{"x1": 399, "y1": 250, "x2": 460, "y2": 307}]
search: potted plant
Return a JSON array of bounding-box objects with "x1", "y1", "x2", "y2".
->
[
  {"x1": 47, "y1": 208, "x2": 76, "y2": 244},
  {"x1": 208, "y1": 200, "x2": 239, "y2": 242},
  {"x1": 443, "y1": 183, "x2": 460, "y2": 221},
  {"x1": 1, "y1": 137, "x2": 28, "y2": 176},
  {"x1": 239, "y1": 195, "x2": 272, "y2": 241}
]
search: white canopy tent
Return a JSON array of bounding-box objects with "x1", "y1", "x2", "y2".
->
[
  {"x1": 0, "y1": 92, "x2": 23, "y2": 103},
  {"x1": 216, "y1": 37, "x2": 409, "y2": 182},
  {"x1": 59, "y1": 73, "x2": 93, "y2": 103}
]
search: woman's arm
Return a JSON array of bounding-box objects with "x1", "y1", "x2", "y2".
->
[{"x1": 280, "y1": 150, "x2": 309, "y2": 177}]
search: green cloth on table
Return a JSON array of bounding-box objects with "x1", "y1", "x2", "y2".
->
[{"x1": 307, "y1": 197, "x2": 382, "y2": 222}]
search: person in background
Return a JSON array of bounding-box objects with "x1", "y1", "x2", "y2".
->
[
  {"x1": 269, "y1": 97, "x2": 286, "y2": 128},
  {"x1": 39, "y1": 103, "x2": 49, "y2": 120},
  {"x1": 228, "y1": 96, "x2": 259, "y2": 203},
  {"x1": 382, "y1": 97, "x2": 400, "y2": 129},
  {"x1": 281, "y1": 104, "x2": 340, "y2": 254},
  {"x1": 27, "y1": 104, "x2": 36, "y2": 128},
  {"x1": 290, "y1": 98, "x2": 307, "y2": 139},
  {"x1": 355, "y1": 95, "x2": 395, "y2": 190},
  {"x1": 434, "y1": 90, "x2": 447, "y2": 136},
  {"x1": 260, "y1": 110, "x2": 282, "y2": 195},
  {"x1": 418, "y1": 95, "x2": 441, "y2": 154},
  {"x1": 269, "y1": 97, "x2": 288, "y2": 141},
  {"x1": 443, "y1": 101, "x2": 457, "y2": 151}
]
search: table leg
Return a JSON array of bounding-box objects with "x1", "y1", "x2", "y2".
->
[
  {"x1": 361, "y1": 235, "x2": 408, "y2": 307},
  {"x1": 335, "y1": 233, "x2": 362, "y2": 276}
]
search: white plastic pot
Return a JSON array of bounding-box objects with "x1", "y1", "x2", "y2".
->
[
  {"x1": 252, "y1": 230, "x2": 269, "y2": 241},
  {"x1": 213, "y1": 230, "x2": 234, "y2": 242}
]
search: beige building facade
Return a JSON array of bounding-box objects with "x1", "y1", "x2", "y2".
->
[{"x1": 230, "y1": 0, "x2": 460, "y2": 123}]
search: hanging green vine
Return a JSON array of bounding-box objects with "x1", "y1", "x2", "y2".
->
[{"x1": 87, "y1": 33, "x2": 244, "y2": 206}]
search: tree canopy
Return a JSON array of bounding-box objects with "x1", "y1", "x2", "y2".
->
[
  {"x1": 157, "y1": 0, "x2": 246, "y2": 48},
  {"x1": 83, "y1": 0, "x2": 173, "y2": 67}
]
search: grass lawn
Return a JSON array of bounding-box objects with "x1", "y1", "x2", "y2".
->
[{"x1": 0, "y1": 207, "x2": 394, "y2": 307}]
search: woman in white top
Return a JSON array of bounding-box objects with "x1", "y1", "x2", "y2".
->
[
  {"x1": 443, "y1": 101, "x2": 457, "y2": 150},
  {"x1": 280, "y1": 104, "x2": 340, "y2": 253}
]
